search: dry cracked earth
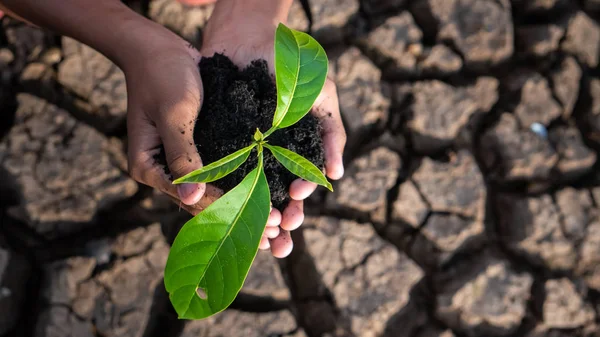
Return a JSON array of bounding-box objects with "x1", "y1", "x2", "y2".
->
[{"x1": 2, "y1": 0, "x2": 600, "y2": 336}]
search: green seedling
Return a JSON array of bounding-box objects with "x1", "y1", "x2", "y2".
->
[{"x1": 164, "y1": 23, "x2": 331, "y2": 320}]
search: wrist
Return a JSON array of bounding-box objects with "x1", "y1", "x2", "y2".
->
[
  {"x1": 233, "y1": 0, "x2": 292, "y2": 24},
  {"x1": 215, "y1": 0, "x2": 292, "y2": 24},
  {"x1": 203, "y1": 0, "x2": 292, "y2": 46},
  {"x1": 108, "y1": 17, "x2": 191, "y2": 73},
  {"x1": 75, "y1": 4, "x2": 193, "y2": 72}
]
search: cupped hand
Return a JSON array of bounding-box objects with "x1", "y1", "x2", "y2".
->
[
  {"x1": 125, "y1": 36, "x2": 206, "y2": 205},
  {"x1": 123, "y1": 31, "x2": 284, "y2": 257},
  {"x1": 201, "y1": 7, "x2": 346, "y2": 258}
]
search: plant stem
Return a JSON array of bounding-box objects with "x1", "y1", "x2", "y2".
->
[
  {"x1": 263, "y1": 126, "x2": 277, "y2": 138},
  {"x1": 257, "y1": 142, "x2": 264, "y2": 155},
  {"x1": 258, "y1": 148, "x2": 264, "y2": 170}
]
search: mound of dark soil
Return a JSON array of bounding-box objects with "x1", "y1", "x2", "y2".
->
[{"x1": 156, "y1": 53, "x2": 325, "y2": 209}]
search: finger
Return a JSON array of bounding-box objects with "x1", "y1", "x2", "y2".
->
[
  {"x1": 312, "y1": 80, "x2": 346, "y2": 180},
  {"x1": 259, "y1": 236, "x2": 271, "y2": 250},
  {"x1": 264, "y1": 226, "x2": 280, "y2": 239},
  {"x1": 281, "y1": 200, "x2": 304, "y2": 231},
  {"x1": 165, "y1": 184, "x2": 224, "y2": 216},
  {"x1": 166, "y1": 195, "x2": 202, "y2": 215},
  {"x1": 267, "y1": 208, "x2": 282, "y2": 227},
  {"x1": 157, "y1": 97, "x2": 206, "y2": 205},
  {"x1": 127, "y1": 115, "x2": 182, "y2": 201},
  {"x1": 290, "y1": 179, "x2": 318, "y2": 200},
  {"x1": 270, "y1": 230, "x2": 293, "y2": 258}
]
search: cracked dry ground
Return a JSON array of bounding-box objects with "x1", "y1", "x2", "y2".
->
[{"x1": 4, "y1": 0, "x2": 600, "y2": 336}]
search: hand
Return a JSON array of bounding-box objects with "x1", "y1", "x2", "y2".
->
[
  {"x1": 124, "y1": 34, "x2": 208, "y2": 206},
  {"x1": 123, "y1": 25, "x2": 288, "y2": 258},
  {"x1": 201, "y1": 0, "x2": 346, "y2": 258}
]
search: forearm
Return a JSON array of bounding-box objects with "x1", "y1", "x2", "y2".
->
[
  {"x1": 0, "y1": 4, "x2": 33, "y2": 25},
  {"x1": 0, "y1": 0, "x2": 179, "y2": 70}
]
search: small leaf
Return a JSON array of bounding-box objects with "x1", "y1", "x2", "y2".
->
[
  {"x1": 173, "y1": 144, "x2": 255, "y2": 184},
  {"x1": 265, "y1": 144, "x2": 332, "y2": 191},
  {"x1": 270, "y1": 23, "x2": 328, "y2": 131},
  {"x1": 253, "y1": 128, "x2": 263, "y2": 142},
  {"x1": 164, "y1": 161, "x2": 271, "y2": 319}
]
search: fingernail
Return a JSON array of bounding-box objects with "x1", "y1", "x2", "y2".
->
[
  {"x1": 330, "y1": 161, "x2": 344, "y2": 180},
  {"x1": 177, "y1": 183, "x2": 200, "y2": 204},
  {"x1": 337, "y1": 155, "x2": 345, "y2": 178}
]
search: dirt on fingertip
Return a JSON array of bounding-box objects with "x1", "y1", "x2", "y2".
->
[{"x1": 155, "y1": 53, "x2": 325, "y2": 210}]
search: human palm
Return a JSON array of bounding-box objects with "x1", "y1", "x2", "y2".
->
[{"x1": 200, "y1": 18, "x2": 346, "y2": 258}]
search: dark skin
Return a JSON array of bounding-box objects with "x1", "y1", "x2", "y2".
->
[{"x1": 0, "y1": 0, "x2": 346, "y2": 258}]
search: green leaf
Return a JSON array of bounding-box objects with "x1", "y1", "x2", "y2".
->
[
  {"x1": 253, "y1": 128, "x2": 263, "y2": 142},
  {"x1": 164, "y1": 159, "x2": 270, "y2": 319},
  {"x1": 265, "y1": 144, "x2": 332, "y2": 191},
  {"x1": 270, "y1": 23, "x2": 328, "y2": 132},
  {"x1": 172, "y1": 144, "x2": 255, "y2": 184}
]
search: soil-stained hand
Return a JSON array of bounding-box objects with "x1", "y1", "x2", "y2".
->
[
  {"x1": 125, "y1": 39, "x2": 208, "y2": 206},
  {"x1": 125, "y1": 36, "x2": 284, "y2": 257},
  {"x1": 287, "y1": 78, "x2": 346, "y2": 201},
  {"x1": 276, "y1": 79, "x2": 346, "y2": 258},
  {"x1": 200, "y1": 1, "x2": 347, "y2": 258}
]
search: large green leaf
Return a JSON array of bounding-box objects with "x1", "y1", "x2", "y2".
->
[
  {"x1": 172, "y1": 144, "x2": 255, "y2": 184},
  {"x1": 265, "y1": 144, "x2": 332, "y2": 191},
  {"x1": 164, "y1": 161, "x2": 270, "y2": 319},
  {"x1": 269, "y1": 23, "x2": 328, "y2": 132}
]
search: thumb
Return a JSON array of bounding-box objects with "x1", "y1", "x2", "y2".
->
[{"x1": 158, "y1": 101, "x2": 205, "y2": 205}]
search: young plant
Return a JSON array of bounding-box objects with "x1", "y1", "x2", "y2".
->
[{"x1": 163, "y1": 23, "x2": 331, "y2": 320}]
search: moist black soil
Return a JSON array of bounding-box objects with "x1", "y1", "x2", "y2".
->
[{"x1": 155, "y1": 53, "x2": 325, "y2": 209}]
